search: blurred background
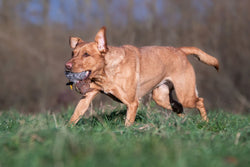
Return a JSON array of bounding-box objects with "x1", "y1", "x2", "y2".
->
[{"x1": 0, "y1": 0, "x2": 249, "y2": 113}]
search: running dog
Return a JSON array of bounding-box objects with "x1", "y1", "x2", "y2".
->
[{"x1": 65, "y1": 27, "x2": 219, "y2": 126}]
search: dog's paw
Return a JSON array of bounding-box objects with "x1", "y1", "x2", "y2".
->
[{"x1": 171, "y1": 100, "x2": 183, "y2": 114}]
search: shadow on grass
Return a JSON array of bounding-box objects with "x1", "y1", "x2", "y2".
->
[{"x1": 76, "y1": 109, "x2": 146, "y2": 127}]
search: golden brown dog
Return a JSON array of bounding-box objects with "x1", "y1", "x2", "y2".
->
[{"x1": 65, "y1": 27, "x2": 219, "y2": 126}]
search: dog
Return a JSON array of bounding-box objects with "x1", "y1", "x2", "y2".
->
[{"x1": 65, "y1": 27, "x2": 219, "y2": 126}]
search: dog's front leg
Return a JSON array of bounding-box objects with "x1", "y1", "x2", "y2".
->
[
  {"x1": 125, "y1": 100, "x2": 139, "y2": 126},
  {"x1": 68, "y1": 90, "x2": 99, "y2": 125}
]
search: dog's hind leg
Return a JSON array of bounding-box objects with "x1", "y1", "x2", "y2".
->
[
  {"x1": 152, "y1": 84, "x2": 172, "y2": 110},
  {"x1": 178, "y1": 95, "x2": 208, "y2": 122},
  {"x1": 167, "y1": 81, "x2": 184, "y2": 115},
  {"x1": 195, "y1": 97, "x2": 208, "y2": 121},
  {"x1": 152, "y1": 83, "x2": 184, "y2": 116},
  {"x1": 172, "y1": 73, "x2": 208, "y2": 122}
]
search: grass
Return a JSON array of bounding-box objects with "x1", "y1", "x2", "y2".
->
[{"x1": 0, "y1": 105, "x2": 249, "y2": 167}]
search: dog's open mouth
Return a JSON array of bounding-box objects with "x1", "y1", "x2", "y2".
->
[{"x1": 65, "y1": 70, "x2": 93, "y2": 94}]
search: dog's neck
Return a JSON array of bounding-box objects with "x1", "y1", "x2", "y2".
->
[
  {"x1": 90, "y1": 46, "x2": 126, "y2": 92},
  {"x1": 104, "y1": 46, "x2": 125, "y2": 68}
]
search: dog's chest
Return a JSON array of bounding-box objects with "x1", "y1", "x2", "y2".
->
[
  {"x1": 101, "y1": 82, "x2": 115, "y2": 95},
  {"x1": 103, "y1": 87, "x2": 113, "y2": 95}
]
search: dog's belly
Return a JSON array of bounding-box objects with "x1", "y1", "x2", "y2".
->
[{"x1": 137, "y1": 73, "x2": 167, "y2": 98}]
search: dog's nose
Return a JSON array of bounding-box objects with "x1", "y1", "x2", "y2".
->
[{"x1": 65, "y1": 62, "x2": 72, "y2": 70}]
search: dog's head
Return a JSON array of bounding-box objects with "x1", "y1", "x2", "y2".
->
[{"x1": 65, "y1": 27, "x2": 108, "y2": 86}]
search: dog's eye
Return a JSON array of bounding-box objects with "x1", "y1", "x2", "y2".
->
[{"x1": 83, "y1": 52, "x2": 90, "y2": 57}]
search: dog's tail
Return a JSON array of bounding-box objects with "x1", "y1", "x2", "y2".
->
[{"x1": 180, "y1": 47, "x2": 219, "y2": 71}]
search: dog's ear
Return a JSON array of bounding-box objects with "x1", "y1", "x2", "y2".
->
[
  {"x1": 95, "y1": 27, "x2": 108, "y2": 53},
  {"x1": 69, "y1": 37, "x2": 84, "y2": 49}
]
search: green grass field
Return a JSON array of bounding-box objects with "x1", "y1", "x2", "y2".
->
[{"x1": 0, "y1": 105, "x2": 249, "y2": 167}]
